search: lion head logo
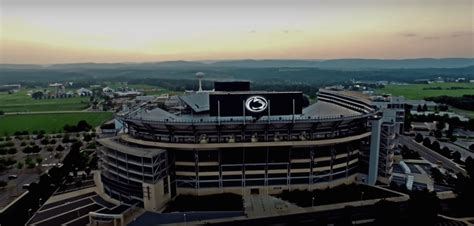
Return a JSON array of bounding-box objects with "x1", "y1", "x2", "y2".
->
[{"x1": 245, "y1": 96, "x2": 268, "y2": 112}]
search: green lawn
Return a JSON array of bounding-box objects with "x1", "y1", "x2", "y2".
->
[
  {"x1": 376, "y1": 83, "x2": 474, "y2": 100},
  {"x1": 450, "y1": 107, "x2": 474, "y2": 119},
  {"x1": 0, "y1": 89, "x2": 90, "y2": 112},
  {"x1": 0, "y1": 112, "x2": 113, "y2": 135}
]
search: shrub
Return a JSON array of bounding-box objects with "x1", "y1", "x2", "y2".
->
[
  {"x1": 14, "y1": 131, "x2": 29, "y2": 136},
  {"x1": 31, "y1": 145, "x2": 41, "y2": 153},
  {"x1": 56, "y1": 145, "x2": 65, "y2": 152},
  {"x1": 40, "y1": 138, "x2": 49, "y2": 145},
  {"x1": 83, "y1": 134, "x2": 92, "y2": 142},
  {"x1": 22, "y1": 146, "x2": 32, "y2": 154},
  {"x1": 7, "y1": 148, "x2": 17, "y2": 155}
]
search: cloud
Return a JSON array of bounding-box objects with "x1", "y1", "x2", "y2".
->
[
  {"x1": 401, "y1": 33, "x2": 417, "y2": 37},
  {"x1": 423, "y1": 36, "x2": 440, "y2": 40},
  {"x1": 451, "y1": 31, "x2": 473, "y2": 38},
  {"x1": 280, "y1": 29, "x2": 302, "y2": 34}
]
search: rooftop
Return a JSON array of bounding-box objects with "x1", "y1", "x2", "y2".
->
[
  {"x1": 127, "y1": 101, "x2": 361, "y2": 123},
  {"x1": 97, "y1": 137, "x2": 165, "y2": 157}
]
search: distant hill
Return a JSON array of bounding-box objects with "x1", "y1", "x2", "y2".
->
[
  {"x1": 1, "y1": 58, "x2": 473, "y2": 70},
  {"x1": 210, "y1": 58, "x2": 474, "y2": 69}
]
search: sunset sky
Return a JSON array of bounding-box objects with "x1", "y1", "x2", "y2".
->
[{"x1": 1, "y1": 0, "x2": 473, "y2": 64}]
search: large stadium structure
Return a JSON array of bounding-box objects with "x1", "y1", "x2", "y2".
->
[{"x1": 94, "y1": 81, "x2": 400, "y2": 211}]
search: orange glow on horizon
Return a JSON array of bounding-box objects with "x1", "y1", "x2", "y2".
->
[{"x1": 1, "y1": 0, "x2": 473, "y2": 64}]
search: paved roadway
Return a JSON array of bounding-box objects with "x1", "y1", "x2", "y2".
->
[{"x1": 399, "y1": 135, "x2": 467, "y2": 176}]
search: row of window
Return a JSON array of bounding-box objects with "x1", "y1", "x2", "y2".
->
[{"x1": 176, "y1": 166, "x2": 358, "y2": 188}]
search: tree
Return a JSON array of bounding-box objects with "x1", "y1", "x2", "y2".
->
[
  {"x1": 56, "y1": 145, "x2": 65, "y2": 152},
  {"x1": 374, "y1": 200, "x2": 401, "y2": 226},
  {"x1": 423, "y1": 137, "x2": 432, "y2": 148},
  {"x1": 436, "y1": 122, "x2": 445, "y2": 131},
  {"x1": 450, "y1": 136, "x2": 457, "y2": 142},
  {"x1": 77, "y1": 120, "x2": 92, "y2": 131},
  {"x1": 7, "y1": 148, "x2": 17, "y2": 155},
  {"x1": 85, "y1": 167, "x2": 91, "y2": 175},
  {"x1": 422, "y1": 104, "x2": 428, "y2": 112},
  {"x1": 439, "y1": 105, "x2": 449, "y2": 111},
  {"x1": 0, "y1": 180, "x2": 7, "y2": 188},
  {"x1": 17, "y1": 161, "x2": 23, "y2": 169},
  {"x1": 40, "y1": 138, "x2": 49, "y2": 145},
  {"x1": 470, "y1": 144, "x2": 474, "y2": 151},
  {"x1": 440, "y1": 146, "x2": 452, "y2": 158},
  {"x1": 417, "y1": 105, "x2": 422, "y2": 112},
  {"x1": 407, "y1": 189, "x2": 440, "y2": 225},
  {"x1": 431, "y1": 167, "x2": 444, "y2": 183},
  {"x1": 36, "y1": 157, "x2": 43, "y2": 165},
  {"x1": 452, "y1": 151, "x2": 461, "y2": 163},
  {"x1": 431, "y1": 141, "x2": 441, "y2": 152},
  {"x1": 465, "y1": 156, "x2": 474, "y2": 178},
  {"x1": 415, "y1": 134, "x2": 423, "y2": 143},
  {"x1": 434, "y1": 130, "x2": 442, "y2": 138},
  {"x1": 75, "y1": 179, "x2": 83, "y2": 188},
  {"x1": 83, "y1": 134, "x2": 92, "y2": 142}
]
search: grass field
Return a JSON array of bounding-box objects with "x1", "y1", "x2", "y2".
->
[
  {"x1": 0, "y1": 112, "x2": 113, "y2": 135},
  {"x1": 376, "y1": 83, "x2": 474, "y2": 100},
  {"x1": 0, "y1": 89, "x2": 90, "y2": 112}
]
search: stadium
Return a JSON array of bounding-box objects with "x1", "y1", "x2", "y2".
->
[{"x1": 95, "y1": 81, "x2": 390, "y2": 211}]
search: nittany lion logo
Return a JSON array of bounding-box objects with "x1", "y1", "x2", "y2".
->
[{"x1": 245, "y1": 96, "x2": 268, "y2": 112}]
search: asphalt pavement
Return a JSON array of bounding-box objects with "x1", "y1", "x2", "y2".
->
[{"x1": 399, "y1": 135, "x2": 467, "y2": 176}]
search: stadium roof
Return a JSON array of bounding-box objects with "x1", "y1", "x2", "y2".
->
[{"x1": 179, "y1": 92, "x2": 209, "y2": 113}]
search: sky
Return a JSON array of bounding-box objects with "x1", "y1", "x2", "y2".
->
[{"x1": 0, "y1": 0, "x2": 473, "y2": 64}]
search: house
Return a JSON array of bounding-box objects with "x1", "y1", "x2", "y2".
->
[{"x1": 77, "y1": 88, "x2": 93, "y2": 96}]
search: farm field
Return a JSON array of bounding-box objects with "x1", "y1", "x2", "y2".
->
[
  {"x1": 376, "y1": 82, "x2": 474, "y2": 100},
  {"x1": 0, "y1": 89, "x2": 90, "y2": 112},
  {"x1": 0, "y1": 112, "x2": 113, "y2": 135}
]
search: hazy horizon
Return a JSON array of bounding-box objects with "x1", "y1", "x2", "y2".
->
[
  {"x1": 1, "y1": 0, "x2": 473, "y2": 64},
  {"x1": 2, "y1": 57, "x2": 474, "y2": 66}
]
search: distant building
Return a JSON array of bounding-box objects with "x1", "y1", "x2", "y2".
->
[
  {"x1": 76, "y1": 88, "x2": 93, "y2": 96},
  {"x1": 414, "y1": 79, "x2": 431, "y2": 84},
  {"x1": 0, "y1": 84, "x2": 21, "y2": 92}
]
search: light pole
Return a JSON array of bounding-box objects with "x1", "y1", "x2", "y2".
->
[
  {"x1": 312, "y1": 196, "x2": 315, "y2": 207},
  {"x1": 28, "y1": 208, "x2": 32, "y2": 219},
  {"x1": 183, "y1": 213, "x2": 187, "y2": 226},
  {"x1": 38, "y1": 198, "x2": 42, "y2": 208},
  {"x1": 360, "y1": 192, "x2": 364, "y2": 201}
]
